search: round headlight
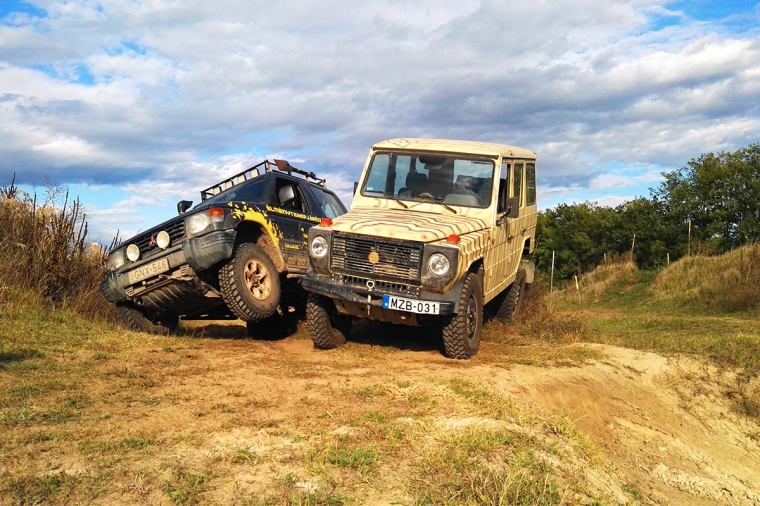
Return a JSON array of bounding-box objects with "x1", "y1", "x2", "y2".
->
[
  {"x1": 428, "y1": 253, "x2": 450, "y2": 276},
  {"x1": 107, "y1": 249, "x2": 125, "y2": 270},
  {"x1": 186, "y1": 213, "x2": 210, "y2": 235},
  {"x1": 126, "y1": 244, "x2": 140, "y2": 262},
  {"x1": 311, "y1": 236, "x2": 328, "y2": 258},
  {"x1": 156, "y1": 230, "x2": 170, "y2": 249}
]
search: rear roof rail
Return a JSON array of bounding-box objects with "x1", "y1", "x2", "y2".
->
[{"x1": 200, "y1": 159, "x2": 327, "y2": 202}]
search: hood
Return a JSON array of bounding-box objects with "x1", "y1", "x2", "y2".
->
[{"x1": 331, "y1": 207, "x2": 488, "y2": 243}]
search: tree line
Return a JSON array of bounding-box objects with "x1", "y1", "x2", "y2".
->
[{"x1": 534, "y1": 143, "x2": 760, "y2": 279}]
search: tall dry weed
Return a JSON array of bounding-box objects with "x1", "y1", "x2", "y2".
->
[
  {"x1": 650, "y1": 243, "x2": 760, "y2": 313},
  {"x1": 0, "y1": 175, "x2": 116, "y2": 320},
  {"x1": 515, "y1": 279, "x2": 586, "y2": 343}
]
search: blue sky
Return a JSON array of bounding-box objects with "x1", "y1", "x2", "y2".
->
[{"x1": 1, "y1": 0, "x2": 759, "y2": 243}]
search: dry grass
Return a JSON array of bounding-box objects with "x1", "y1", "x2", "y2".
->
[
  {"x1": 649, "y1": 243, "x2": 760, "y2": 314},
  {"x1": 551, "y1": 258, "x2": 638, "y2": 307},
  {"x1": 0, "y1": 175, "x2": 115, "y2": 320},
  {"x1": 0, "y1": 297, "x2": 626, "y2": 505}
]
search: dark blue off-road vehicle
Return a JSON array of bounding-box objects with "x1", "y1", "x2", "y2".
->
[{"x1": 101, "y1": 160, "x2": 346, "y2": 335}]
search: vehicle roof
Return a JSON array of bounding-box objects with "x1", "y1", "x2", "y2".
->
[{"x1": 372, "y1": 138, "x2": 537, "y2": 159}]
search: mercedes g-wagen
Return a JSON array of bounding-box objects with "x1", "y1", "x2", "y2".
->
[
  {"x1": 101, "y1": 160, "x2": 346, "y2": 334},
  {"x1": 302, "y1": 139, "x2": 537, "y2": 358}
]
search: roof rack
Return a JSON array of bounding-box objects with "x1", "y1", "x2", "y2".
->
[{"x1": 200, "y1": 159, "x2": 326, "y2": 202}]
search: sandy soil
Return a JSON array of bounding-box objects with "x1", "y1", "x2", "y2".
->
[{"x1": 172, "y1": 321, "x2": 760, "y2": 505}]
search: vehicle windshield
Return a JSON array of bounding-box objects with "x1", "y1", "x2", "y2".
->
[{"x1": 361, "y1": 152, "x2": 494, "y2": 208}]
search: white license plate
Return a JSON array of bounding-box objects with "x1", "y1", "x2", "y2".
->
[
  {"x1": 127, "y1": 258, "x2": 170, "y2": 285},
  {"x1": 382, "y1": 295, "x2": 440, "y2": 314}
]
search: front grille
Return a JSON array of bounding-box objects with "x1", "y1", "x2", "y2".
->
[
  {"x1": 130, "y1": 219, "x2": 186, "y2": 259},
  {"x1": 338, "y1": 274, "x2": 419, "y2": 297},
  {"x1": 331, "y1": 233, "x2": 422, "y2": 283}
]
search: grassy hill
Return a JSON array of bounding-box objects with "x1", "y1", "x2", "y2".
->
[{"x1": 546, "y1": 245, "x2": 760, "y2": 419}]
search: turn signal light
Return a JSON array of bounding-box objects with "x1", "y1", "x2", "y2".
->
[
  {"x1": 208, "y1": 207, "x2": 225, "y2": 217},
  {"x1": 447, "y1": 234, "x2": 461, "y2": 243},
  {"x1": 320, "y1": 218, "x2": 333, "y2": 226}
]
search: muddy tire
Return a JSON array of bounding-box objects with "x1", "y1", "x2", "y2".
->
[
  {"x1": 441, "y1": 273, "x2": 483, "y2": 359},
  {"x1": 219, "y1": 243, "x2": 281, "y2": 322},
  {"x1": 115, "y1": 302, "x2": 178, "y2": 334},
  {"x1": 306, "y1": 293, "x2": 352, "y2": 349},
  {"x1": 495, "y1": 267, "x2": 526, "y2": 322}
]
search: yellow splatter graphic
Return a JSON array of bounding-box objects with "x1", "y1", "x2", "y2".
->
[{"x1": 228, "y1": 202, "x2": 283, "y2": 245}]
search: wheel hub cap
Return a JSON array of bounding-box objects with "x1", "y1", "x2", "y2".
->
[{"x1": 243, "y1": 259, "x2": 271, "y2": 300}]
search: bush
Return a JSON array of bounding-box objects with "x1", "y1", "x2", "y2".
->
[{"x1": 0, "y1": 175, "x2": 116, "y2": 320}]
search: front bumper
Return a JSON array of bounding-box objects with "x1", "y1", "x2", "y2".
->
[
  {"x1": 101, "y1": 230, "x2": 236, "y2": 304},
  {"x1": 302, "y1": 273, "x2": 463, "y2": 316}
]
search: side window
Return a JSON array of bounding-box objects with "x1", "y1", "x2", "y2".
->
[
  {"x1": 312, "y1": 187, "x2": 345, "y2": 218},
  {"x1": 498, "y1": 162, "x2": 510, "y2": 213},
  {"x1": 526, "y1": 163, "x2": 536, "y2": 206},
  {"x1": 513, "y1": 163, "x2": 524, "y2": 207},
  {"x1": 273, "y1": 178, "x2": 309, "y2": 214}
]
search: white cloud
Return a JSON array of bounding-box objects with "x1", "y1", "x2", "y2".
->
[{"x1": 0, "y1": 0, "x2": 758, "y2": 240}]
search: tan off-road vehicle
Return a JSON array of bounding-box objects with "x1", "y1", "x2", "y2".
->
[{"x1": 302, "y1": 139, "x2": 537, "y2": 358}]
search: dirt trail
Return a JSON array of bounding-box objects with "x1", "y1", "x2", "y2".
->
[{"x1": 184, "y1": 328, "x2": 760, "y2": 505}]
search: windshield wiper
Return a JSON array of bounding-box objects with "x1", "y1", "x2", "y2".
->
[
  {"x1": 364, "y1": 190, "x2": 408, "y2": 208},
  {"x1": 415, "y1": 195, "x2": 457, "y2": 214}
]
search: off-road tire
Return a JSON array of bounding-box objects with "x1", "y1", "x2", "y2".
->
[
  {"x1": 219, "y1": 243, "x2": 281, "y2": 322},
  {"x1": 442, "y1": 273, "x2": 483, "y2": 359},
  {"x1": 306, "y1": 293, "x2": 352, "y2": 349},
  {"x1": 115, "y1": 302, "x2": 178, "y2": 334},
  {"x1": 495, "y1": 267, "x2": 526, "y2": 322}
]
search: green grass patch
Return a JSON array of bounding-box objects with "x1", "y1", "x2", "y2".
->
[
  {"x1": 320, "y1": 445, "x2": 379, "y2": 471},
  {"x1": 163, "y1": 468, "x2": 212, "y2": 505},
  {"x1": 7, "y1": 473, "x2": 80, "y2": 505}
]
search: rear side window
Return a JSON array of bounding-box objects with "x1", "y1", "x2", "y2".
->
[
  {"x1": 526, "y1": 163, "x2": 536, "y2": 206},
  {"x1": 312, "y1": 187, "x2": 346, "y2": 218},
  {"x1": 513, "y1": 163, "x2": 524, "y2": 207}
]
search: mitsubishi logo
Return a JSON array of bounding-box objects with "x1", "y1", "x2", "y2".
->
[{"x1": 148, "y1": 235, "x2": 157, "y2": 247}]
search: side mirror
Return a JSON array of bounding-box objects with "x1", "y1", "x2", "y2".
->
[
  {"x1": 177, "y1": 200, "x2": 193, "y2": 214},
  {"x1": 353, "y1": 182, "x2": 359, "y2": 195},
  {"x1": 504, "y1": 197, "x2": 520, "y2": 218}
]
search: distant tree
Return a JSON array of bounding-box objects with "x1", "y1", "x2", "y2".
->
[
  {"x1": 535, "y1": 143, "x2": 760, "y2": 278},
  {"x1": 652, "y1": 144, "x2": 760, "y2": 252}
]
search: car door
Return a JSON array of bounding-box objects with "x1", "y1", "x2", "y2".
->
[
  {"x1": 484, "y1": 160, "x2": 513, "y2": 300},
  {"x1": 268, "y1": 177, "x2": 322, "y2": 274}
]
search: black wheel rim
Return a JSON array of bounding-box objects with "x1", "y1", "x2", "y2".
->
[
  {"x1": 512, "y1": 285, "x2": 521, "y2": 315},
  {"x1": 466, "y1": 295, "x2": 477, "y2": 342}
]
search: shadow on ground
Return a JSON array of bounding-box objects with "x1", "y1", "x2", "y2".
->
[{"x1": 179, "y1": 316, "x2": 445, "y2": 354}]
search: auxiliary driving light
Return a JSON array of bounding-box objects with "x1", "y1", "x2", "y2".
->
[
  {"x1": 156, "y1": 230, "x2": 170, "y2": 249},
  {"x1": 126, "y1": 244, "x2": 140, "y2": 262}
]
